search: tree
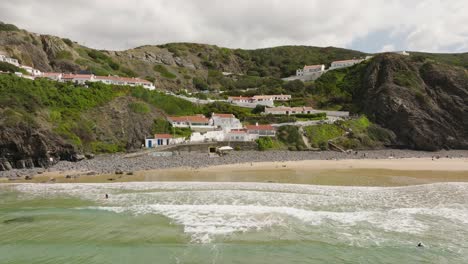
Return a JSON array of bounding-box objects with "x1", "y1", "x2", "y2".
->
[{"x1": 251, "y1": 104, "x2": 265, "y2": 114}]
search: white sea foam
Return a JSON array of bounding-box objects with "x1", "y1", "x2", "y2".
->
[{"x1": 9, "y1": 182, "x2": 468, "y2": 243}]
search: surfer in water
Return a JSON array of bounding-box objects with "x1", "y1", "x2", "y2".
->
[
  {"x1": 417, "y1": 242, "x2": 424, "y2": 248},
  {"x1": 105, "y1": 194, "x2": 109, "y2": 199}
]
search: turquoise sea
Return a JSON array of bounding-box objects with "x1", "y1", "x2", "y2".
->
[{"x1": 1, "y1": 181, "x2": 468, "y2": 263}]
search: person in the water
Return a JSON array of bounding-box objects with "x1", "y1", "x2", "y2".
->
[
  {"x1": 105, "y1": 194, "x2": 109, "y2": 199},
  {"x1": 417, "y1": 242, "x2": 424, "y2": 247}
]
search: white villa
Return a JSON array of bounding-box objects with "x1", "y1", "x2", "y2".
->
[
  {"x1": 145, "y1": 134, "x2": 185, "y2": 148},
  {"x1": 168, "y1": 115, "x2": 214, "y2": 129},
  {"x1": 282, "y1": 64, "x2": 326, "y2": 82},
  {"x1": 264, "y1": 106, "x2": 349, "y2": 117},
  {"x1": 227, "y1": 94, "x2": 291, "y2": 107},
  {"x1": 20, "y1": 65, "x2": 42, "y2": 76},
  {"x1": 329, "y1": 59, "x2": 364, "y2": 70},
  {"x1": 296, "y1": 64, "x2": 325, "y2": 76},
  {"x1": 245, "y1": 124, "x2": 276, "y2": 138},
  {"x1": 56, "y1": 73, "x2": 155, "y2": 90},
  {"x1": 210, "y1": 113, "x2": 242, "y2": 131},
  {"x1": 0, "y1": 55, "x2": 19, "y2": 67}
]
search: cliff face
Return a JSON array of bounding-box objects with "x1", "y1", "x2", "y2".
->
[
  {"x1": 357, "y1": 54, "x2": 468, "y2": 150},
  {"x1": 0, "y1": 93, "x2": 164, "y2": 171}
]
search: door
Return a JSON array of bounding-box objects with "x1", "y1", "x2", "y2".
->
[{"x1": 148, "y1": 140, "x2": 152, "y2": 148}]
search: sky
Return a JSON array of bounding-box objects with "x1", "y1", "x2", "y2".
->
[{"x1": 1, "y1": 0, "x2": 467, "y2": 53}]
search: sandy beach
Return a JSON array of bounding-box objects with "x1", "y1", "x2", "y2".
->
[{"x1": 2, "y1": 156, "x2": 467, "y2": 186}]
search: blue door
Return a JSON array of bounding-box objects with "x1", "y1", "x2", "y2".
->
[{"x1": 148, "y1": 140, "x2": 152, "y2": 148}]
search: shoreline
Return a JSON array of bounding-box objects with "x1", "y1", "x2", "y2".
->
[{"x1": 1, "y1": 150, "x2": 467, "y2": 186}]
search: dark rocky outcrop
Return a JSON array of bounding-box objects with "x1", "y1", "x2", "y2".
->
[
  {"x1": 0, "y1": 123, "x2": 77, "y2": 170},
  {"x1": 0, "y1": 96, "x2": 163, "y2": 171},
  {"x1": 357, "y1": 54, "x2": 468, "y2": 150}
]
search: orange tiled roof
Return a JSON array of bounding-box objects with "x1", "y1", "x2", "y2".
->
[
  {"x1": 246, "y1": 124, "x2": 275, "y2": 131},
  {"x1": 96, "y1": 75, "x2": 151, "y2": 84},
  {"x1": 212, "y1": 113, "x2": 235, "y2": 118},
  {"x1": 303, "y1": 65, "x2": 323, "y2": 70},
  {"x1": 154, "y1": 134, "x2": 173, "y2": 139},
  {"x1": 168, "y1": 115, "x2": 209, "y2": 123},
  {"x1": 62, "y1": 74, "x2": 93, "y2": 79},
  {"x1": 332, "y1": 59, "x2": 361, "y2": 64}
]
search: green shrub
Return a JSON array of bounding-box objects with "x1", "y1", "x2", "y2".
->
[
  {"x1": 277, "y1": 125, "x2": 306, "y2": 150},
  {"x1": 0, "y1": 62, "x2": 24, "y2": 73},
  {"x1": 257, "y1": 137, "x2": 274, "y2": 151},
  {"x1": 91, "y1": 142, "x2": 124, "y2": 153},
  {"x1": 0, "y1": 23, "x2": 19, "y2": 31},
  {"x1": 304, "y1": 124, "x2": 343, "y2": 148},
  {"x1": 193, "y1": 77, "x2": 209, "y2": 90},
  {"x1": 55, "y1": 50, "x2": 73, "y2": 60},
  {"x1": 120, "y1": 67, "x2": 137, "y2": 77},
  {"x1": 62, "y1": 38, "x2": 73, "y2": 47},
  {"x1": 87, "y1": 50, "x2": 108, "y2": 60},
  {"x1": 128, "y1": 102, "x2": 150, "y2": 114},
  {"x1": 154, "y1": 65, "x2": 176, "y2": 79}
]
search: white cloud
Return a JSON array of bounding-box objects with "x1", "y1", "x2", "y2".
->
[
  {"x1": 0, "y1": 0, "x2": 466, "y2": 52},
  {"x1": 380, "y1": 44, "x2": 396, "y2": 52}
]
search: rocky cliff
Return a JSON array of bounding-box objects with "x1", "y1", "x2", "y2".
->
[{"x1": 356, "y1": 54, "x2": 468, "y2": 150}]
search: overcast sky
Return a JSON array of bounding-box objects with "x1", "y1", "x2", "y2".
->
[{"x1": 1, "y1": 0, "x2": 467, "y2": 53}]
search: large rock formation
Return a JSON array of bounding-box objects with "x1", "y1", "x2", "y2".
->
[
  {"x1": 358, "y1": 54, "x2": 468, "y2": 150},
  {"x1": 0, "y1": 123, "x2": 77, "y2": 170}
]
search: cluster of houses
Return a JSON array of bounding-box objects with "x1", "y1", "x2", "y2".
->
[
  {"x1": 264, "y1": 106, "x2": 349, "y2": 118},
  {"x1": 44, "y1": 73, "x2": 155, "y2": 90},
  {"x1": 227, "y1": 94, "x2": 291, "y2": 107},
  {"x1": 284, "y1": 51, "x2": 410, "y2": 82},
  {"x1": 145, "y1": 113, "x2": 276, "y2": 148},
  {"x1": 285, "y1": 58, "x2": 368, "y2": 82},
  {"x1": 0, "y1": 54, "x2": 155, "y2": 90}
]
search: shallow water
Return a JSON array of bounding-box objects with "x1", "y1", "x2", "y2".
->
[{"x1": 1, "y1": 181, "x2": 468, "y2": 263}]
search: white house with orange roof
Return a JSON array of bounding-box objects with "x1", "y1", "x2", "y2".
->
[
  {"x1": 245, "y1": 123, "x2": 276, "y2": 138},
  {"x1": 95, "y1": 75, "x2": 155, "y2": 90},
  {"x1": 210, "y1": 113, "x2": 242, "y2": 131},
  {"x1": 62, "y1": 74, "x2": 95, "y2": 84},
  {"x1": 20, "y1": 65, "x2": 42, "y2": 76},
  {"x1": 296, "y1": 64, "x2": 325, "y2": 76},
  {"x1": 329, "y1": 59, "x2": 364, "y2": 70},
  {"x1": 40, "y1": 72, "x2": 63, "y2": 81},
  {"x1": 168, "y1": 115, "x2": 215, "y2": 129},
  {"x1": 282, "y1": 64, "x2": 326, "y2": 82},
  {"x1": 228, "y1": 94, "x2": 291, "y2": 107},
  {"x1": 224, "y1": 129, "x2": 253, "y2": 142},
  {"x1": 145, "y1": 134, "x2": 185, "y2": 148}
]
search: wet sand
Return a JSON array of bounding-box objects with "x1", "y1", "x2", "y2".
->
[{"x1": 3, "y1": 158, "x2": 467, "y2": 187}]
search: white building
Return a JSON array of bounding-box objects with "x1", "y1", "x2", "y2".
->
[
  {"x1": 190, "y1": 130, "x2": 225, "y2": 143},
  {"x1": 296, "y1": 64, "x2": 325, "y2": 76},
  {"x1": 0, "y1": 55, "x2": 20, "y2": 67},
  {"x1": 41, "y1": 72, "x2": 63, "y2": 81},
  {"x1": 285, "y1": 64, "x2": 326, "y2": 82},
  {"x1": 246, "y1": 124, "x2": 276, "y2": 139},
  {"x1": 264, "y1": 106, "x2": 349, "y2": 117},
  {"x1": 95, "y1": 75, "x2": 155, "y2": 90},
  {"x1": 20, "y1": 65, "x2": 42, "y2": 76},
  {"x1": 393, "y1": 51, "x2": 410, "y2": 56},
  {"x1": 329, "y1": 59, "x2": 364, "y2": 70},
  {"x1": 168, "y1": 115, "x2": 215, "y2": 129},
  {"x1": 145, "y1": 134, "x2": 184, "y2": 148},
  {"x1": 227, "y1": 94, "x2": 291, "y2": 107},
  {"x1": 224, "y1": 129, "x2": 253, "y2": 142},
  {"x1": 210, "y1": 113, "x2": 242, "y2": 131},
  {"x1": 41, "y1": 73, "x2": 155, "y2": 89},
  {"x1": 62, "y1": 74, "x2": 95, "y2": 84}
]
